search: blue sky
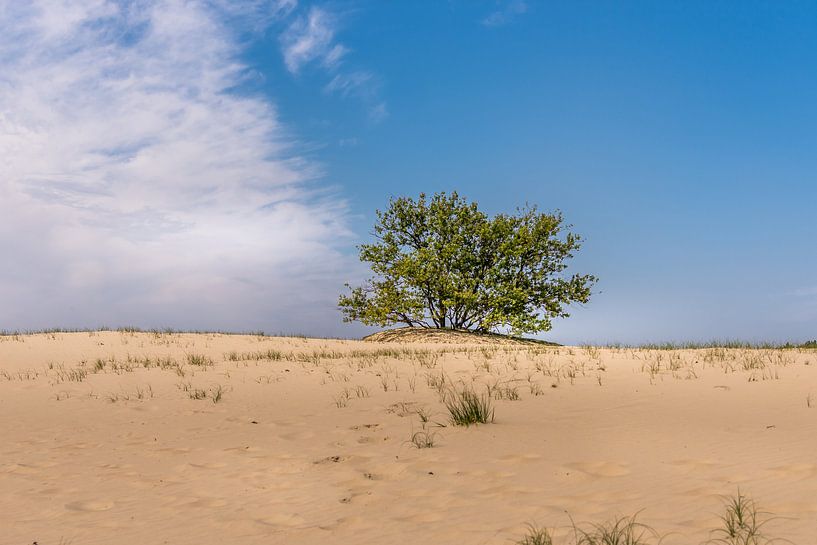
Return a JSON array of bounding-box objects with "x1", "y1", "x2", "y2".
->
[{"x1": 1, "y1": 1, "x2": 815, "y2": 343}]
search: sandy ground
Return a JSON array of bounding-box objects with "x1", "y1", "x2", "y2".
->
[{"x1": 1, "y1": 331, "x2": 816, "y2": 544}]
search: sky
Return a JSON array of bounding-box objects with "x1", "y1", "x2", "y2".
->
[{"x1": 1, "y1": 1, "x2": 816, "y2": 344}]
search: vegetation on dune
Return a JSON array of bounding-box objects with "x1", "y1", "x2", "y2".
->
[
  {"x1": 444, "y1": 386, "x2": 495, "y2": 426},
  {"x1": 339, "y1": 191, "x2": 596, "y2": 336},
  {"x1": 518, "y1": 525, "x2": 554, "y2": 545},
  {"x1": 709, "y1": 492, "x2": 773, "y2": 545},
  {"x1": 516, "y1": 492, "x2": 780, "y2": 545},
  {"x1": 572, "y1": 514, "x2": 661, "y2": 545},
  {"x1": 635, "y1": 339, "x2": 817, "y2": 350},
  {"x1": 362, "y1": 326, "x2": 559, "y2": 345}
]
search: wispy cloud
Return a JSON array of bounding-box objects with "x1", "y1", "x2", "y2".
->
[
  {"x1": 280, "y1": 6, "x2": 347, "y2": 73},
  {"x1": 0, "y1": 0, "x2": 356, "y2": 333},
  {"x1": 326, "y1": 71, "x2": 376, "y2": 98},
  {"x1": 482, "y1": 0, "x2": 528, "y2": 27},
  {"x1": 280, "y1": 4, "x2": 387, "y2": 122}
]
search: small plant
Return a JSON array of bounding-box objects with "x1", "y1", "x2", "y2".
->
[
  {"x1": 106, "y1": 391, "x2": 130, "y2": 403},
  {"x1": 709, "y1": 492, "x2": 771, "y2": 545},
  {"x1": 409, "y1": 427, "x2": 437, "y2": 449},
  {"x1": 582, "y1": 345, "x2": 601, "y2": 360},
  {"x1": 353, "y1": 385, "x2": 370, "y2": 398},
  {"x1": 491, "y1": 381, "x2": 520, "y2": 401},
  {"x1": 573, "y1": 514, "x2": 660, "y2": 545},
  {"x1": 333, "y1": 390, "x2": 351, "y2": 408},
  {"x1": 517, "y1": 524, "x2": 553, "y2": 545},
  {"x1": 426, "y1": 371, "x2": 449, "y2": 401},
  {"x1": 186, "y1": 354, "x2": 213, "y2": 367},
  {"x1": 416, "y1": 352, "x2": 439, "y2": 368},
  {"x1": 188, "y1": 388, "x2": 207, "y2": 400},
  {"x1": 210, "y1": 385, "x2": 224, "y2": 403},
  {"x1": 445, "y1": 387, "x2": 495, "y2": 426},
  {"x1": 134, "y1": 384, "x2": 154, "y2": 400},
  {"x1": 388, "y1": 400, "x2": 418, "y2": 416}
]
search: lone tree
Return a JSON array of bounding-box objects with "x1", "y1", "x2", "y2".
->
[{"x1": 339, "y1": 192, "x2": 596, "y2": 336}]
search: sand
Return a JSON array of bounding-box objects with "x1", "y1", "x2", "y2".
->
[{"x1": 1, "y1": 331, "x2": 816, "y2": 544}]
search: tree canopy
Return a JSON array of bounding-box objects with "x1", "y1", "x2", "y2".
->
[{"x1": 339, "y1": 192, "x2": 597, "y2": 335}]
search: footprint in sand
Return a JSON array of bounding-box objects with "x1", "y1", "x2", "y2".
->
[
  {"x1": 677, "y1": 486, "x2": 726, "y2": 498},
  {"x1": 187, "y1": 462, "x2": 228, "y2": 470},
  {"x1": 667, "y1": 459, "x2": 719, "y2": 471},
  {"x1": 549, "y1": 489, "x2": 643, "y2": 510},
  {"x1": 256, "y1": 513, "x2": 306, "y2": 527},
  {"x1": 187, "y1": 497, "x2": 229, "y2": 508},
  {"x1": 498, "y1": 453, "x2": 542, "y2": 464},
  {"x1": 65, "y1": 500, "x2": 114, "y2": 512},
  {"x1": 1, "y1": 463, "x2": 40, "y2": 475},
  {"x1": 279, "y1": 430, "x2": 315, "y2": 441},
  {"x1": 157, "y1": 447, "x2": 191, "y2": 454},
  {"x1": 37, "y1": 487, "x2": 60, "y2": 496},
  {"x1": 334, "y1": 515, "x2": 376, "y2": 530},
  {"x1": 767, "y1": 463, "x2": 817, "y2": 480},
  {"x1": 564, "y1": 461, "x2": 630, "y2": 478},
  {"x1": 397, "y1": 511, "x2": 445, "y2": 523}
]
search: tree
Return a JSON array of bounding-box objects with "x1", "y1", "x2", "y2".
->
[{"x1": 339, "y1": 191, "x2": 596, "y2": 335}]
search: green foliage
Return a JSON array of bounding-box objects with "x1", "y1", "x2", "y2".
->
[
  {"x1": 709, "y1": 492, "x2": 771, "y2": 545},
  {"x1": 573, "y1": 514, "x2": 661, "y2": 545},
  {"x1": 445, "y1": 387, "x2": 495, "y2": 426},
  {"x1": 339, "y1": 191, "x2": 596, "y2": 335}
]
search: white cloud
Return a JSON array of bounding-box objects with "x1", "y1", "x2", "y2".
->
[
  {"x1": 280, "y1": 6, "x2": 346, "y2": 74},
  {"x1": 280, "y1": 5, "x2": 387, "y2": 123},
  {"x1": 326, "y1": 71, "x2": 376, "y2": 98},
  {"x1": 326, "y1": 70, "x2": 388, "y2": 122},
  {"x1": 368, "y1": 102, "x2": 389, "y2": 123},
  {"x1": 482, "y1": 0, "x2": 527, "y2": 27},
  {"x1": 0, "y1": 0, "x2": 357, "y2": 333}
]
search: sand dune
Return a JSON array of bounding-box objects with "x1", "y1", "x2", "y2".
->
[{"x1": 1, "y1": 331, "x2": 816, "y2": 544}]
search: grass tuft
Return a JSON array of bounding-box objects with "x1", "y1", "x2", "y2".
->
[
  {"x1": 186, "y1": 354, "x2": 213, "y2": 366},
  {"x1": 445, "y1": 387, "x2": 495, "y2": 426},
  {"x1": 409, "y1": 428, "x2": 437, "y2": 448},
  {"x1": 211, "y1": 385, "x2": 225, "y2": 403},
  {"x1": 709, "y1": 492, "x2": 773, "y2": 545},
  {"x1": 188, "y1": 388, "x2": 207, "y2": 400},
  {"x1": 572, "y1": 513, "x2": 661, "y2": 545},
  {"x1": 517, "y1": 524, "x2": 553, "y2": 545}
]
